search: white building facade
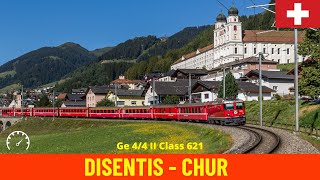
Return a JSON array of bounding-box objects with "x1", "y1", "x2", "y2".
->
[{"x1": 171, "y1": 5, "x2": 305, "y2": 71}]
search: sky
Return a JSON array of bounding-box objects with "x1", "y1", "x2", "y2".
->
[{"x1": 0, "y1": 0, "x2": 269, "y2": 65}]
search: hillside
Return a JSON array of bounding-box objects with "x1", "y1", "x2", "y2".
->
[
  {"x1": 55, "y1": 26, "x2": 212, "y2": 91},
  {"x1": 90, "y1": 47, "x2": 113, "y2": 57},
  {"x1": 0, "y1": 42, "x2": 97, "y2": 88},
  {"x1": 99, "y1": 36, "x2": 160, "y2": 61}
]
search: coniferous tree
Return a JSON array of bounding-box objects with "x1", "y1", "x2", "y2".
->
[{"x1": 218, "y1": 72, "x2": 239, "y2": 99}]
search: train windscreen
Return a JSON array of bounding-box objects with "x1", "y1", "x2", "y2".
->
[
  {"x1": 224, "y1": 104, "x2": 234, "y2": 110},
  {"x1": 236, "y1": 102, "x2": 243, "y2": 110}
]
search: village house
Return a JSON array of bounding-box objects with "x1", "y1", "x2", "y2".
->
[
  {"x1": 143, "y1": 79, "x2": 198, "y2": 105},
  {"x1": 111, "y1": 75, "x2": 143, "y2": 90},
  {"x1": 202, "y1": 56, "x2": 279, "y2": 81},
  {"x1": 107, "y1": 89, "x2": 144, "y2": 107},
  {"x1": 191, "y1": 81, "x2": 275, "y2": 102},
  {"x1": 85, "y1": 86, "x2": 113, "y2": 107},
  {"x1": 244, "y1": 70, "x2": 294, "y2": 96}
]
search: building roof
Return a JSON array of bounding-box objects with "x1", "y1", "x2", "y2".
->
[
  {"x1": 172, "y1": 44, "x2": 214, "y2": 65},
  {"x1": 86, "y1": 86, "x2": 114, "y2": 95},
  {"x1": 112, "y1": 79, "x2": 142, "y2": 84},
  {"x1": 195, "y1": 81, "x2": 220, "y2": 90},
  {"x1": 62, "y1": 101, "x2": 86, "y2": 107},
  {"x1": 67, "y1": 94, "x2": 85, "y2": 101},
  {"x1": 72, "y1": 88, "x2": 86, "y2": 94},
  {"x1": 216, "y1": 12, "x2": 227, "y2": 22},
  {"x1": 228, "y1": 5, "x2": 239, "y2": 16},
  {"x1": 172, "y1": 69, "x2": 208, "y2": 77},
  {"x1": 246, "y1": 70, "x2": 294, "y2": 80},
  {"x1": 57, "y1": 93, "x2": 67, "y2": 100},
  {"x1": 152, "y1": 79, "x2": 198, "y2": 96},
  {"x1": 208, "y1": 56, "x2": 278, "y2": 73},
  {"x1": 238, "y1": 81, "x2": 276, "y2": 93},
  {"x1": 243, "y1": 30, "x2": 305, "y2": 44},
  {"x1": 109, "y1": 89, "x2": 144, "y2": 97}
]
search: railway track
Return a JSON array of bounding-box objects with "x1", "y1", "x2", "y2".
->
[{"x1": 232, "y1": 126, "x2": 281, "y2": 154}]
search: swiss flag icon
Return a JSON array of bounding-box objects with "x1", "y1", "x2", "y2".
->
[{"x1": 276, "y1": 0, "x2": 319, "y2": 28}]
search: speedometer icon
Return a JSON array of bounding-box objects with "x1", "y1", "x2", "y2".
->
[{"x1": 6, "y1": 131, "x2": 30, "y2": 151}]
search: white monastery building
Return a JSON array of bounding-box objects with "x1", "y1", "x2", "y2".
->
[{"x1": 171, "y1": 5, "x2": 306, "y2": 71}]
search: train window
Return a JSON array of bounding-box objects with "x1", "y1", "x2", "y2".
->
[
  {"x1": 236, "y1": 103, "x2": 243, "y2": 109},
  {"x1": 224, "y1": 104, "x2": 234, "y2": 110}
]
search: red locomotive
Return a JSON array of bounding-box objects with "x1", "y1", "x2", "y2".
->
[{"x1": 0, "y1": 100, "x2": 246, "y2": 125}]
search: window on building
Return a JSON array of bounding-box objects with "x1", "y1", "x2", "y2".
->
[
  {"x1": 273, "y1": 86, "x2": 278, "y2": 91},
  {"x1": 204, "y1": 94, "x2": 209, "y2": 99},
  {"x1": 287, "y1": 48, "x2": 290, "y2": 54},
  {"x1": 131, "y1": 101, "x2": 137, "y2": 105},
  {"x1": 244, "y1": 48, "x2": 247, "y2": 54},
  {"x1": 278, "y1": 48, "x2": 280, "y2": 54},
  {"x1": 287, "y1": 59, "x2": 290, "y2": 63},
  {"x1": 118, "y1": 101, "x2": 125, "y2": 106},
  {"x1": 272, "y1": 59, "x2": 274, "y2": 61},
  {"x1": 263, "y1": 48, "x2": 266, "y2": 54},
  {"x1": 235, "y1": 48, "x2": 238, "y2": 54},
  {"x1": 278, "y1": 59, "x2": 280, "y2": 63},
  {"x1": 254, "y1": 48, "x2": 257, "y2": 54},
  {"x1": 234, "y1": 25, "x2": 237, "y2": 31},
  {"x1": 272, "y1": 48, "x2": 274, "y2": 54}
]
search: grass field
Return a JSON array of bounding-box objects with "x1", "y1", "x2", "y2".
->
[
  {"x1": 0, "y1": 118, "x2": 231, "y2": 154},
  {"x1": 0, "y1": 70, "x2": 16, "y2": 78},
  {"x1": 245, "y1": 100, "x2": 320, "y2": 128}
]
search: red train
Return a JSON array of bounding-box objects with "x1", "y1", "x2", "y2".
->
[{"x1": 0, "y1": 100, "x2": 246, "y2": 125}]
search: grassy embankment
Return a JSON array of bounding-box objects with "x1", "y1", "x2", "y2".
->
[
  {"x1": 245, "y1": 100, "x2": 320, "y2": 128},
  {"x1": 0, "y1": 118, "x2": 231, "y2": 154},
  {"x1": 245, "y1": 100, "x2": 320, "y2": 150}
]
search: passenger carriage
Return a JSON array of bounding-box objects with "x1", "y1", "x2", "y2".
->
[
  {"x1": 177, "y1": 104, "x2": 208, "y2": 122},
  {"x1": 0, "y1": 108, "x2": 14, "y2": 117},
  {"x1": 33, "y1": 108, "x2": 59, "y2": 117},
  {"x1": 152, "y1": 105, "x2": 179, "y2": 120},
  {"x1": 121, "y1": 107, "x2": 153, "y2": 119},
  {"x1": 89, "y1": 107, "x2": 120, "y2": 119},
  {"x1": 59, "y1": 108, "x2": 88, "y2": 118},
  {"x1": 14, "y1": 108, "x2": 33, "y2": 117}
]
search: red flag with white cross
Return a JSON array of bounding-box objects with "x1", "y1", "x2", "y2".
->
[{"x1": 276, "y1": 0, "x2": 319, "y2": 28}]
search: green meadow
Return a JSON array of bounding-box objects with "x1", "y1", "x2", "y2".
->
[{"x1": 0, "y1": 118, "x2": 231, "y2": 154}]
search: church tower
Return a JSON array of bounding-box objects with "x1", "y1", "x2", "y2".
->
[
  {"x1": 214, "y1": 11, "x2": 227, "y2": 48},
  {"x1": 226, "y1": 4, "x2": 242, "y2": 43}
]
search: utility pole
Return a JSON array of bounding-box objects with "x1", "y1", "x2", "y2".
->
[
  {"x1": 114, "y1": 83, "x2": 118, "y2": 107},
  {"x1": 53, "y1": 90, "x2": 55, "y2": 121},
  {"x1": 188, "y1": 73, "x2": 192, "y2": 104},
  {"x1": 152, "y1": 77, "x2": 156, "y2": 105},
  {"x1": 223, "y1": 66, "x2": 226, "y2": 99},
  {"x1": 294, "y1": 29, "x2": 299, "y2": 132},
  {"x1": 259, "y1": 53, "x2": 263, "y2": 127},
  {"x1": 21, "y1": 84, "x2": 24, "y2": 120}
]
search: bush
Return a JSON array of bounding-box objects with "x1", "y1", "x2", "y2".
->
[{"x1": 274, "y1": 94, "x2": 282, "y2": 100}]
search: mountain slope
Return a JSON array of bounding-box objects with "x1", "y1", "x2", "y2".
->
[
  {"x1": 0, "y1": 42, "x2": 97, "y2": 88},
  {"x1": 55, "y1": 26, "x2": 212, "y2": 92},
  {"x1": 99, "y1": 36, "x2": 159, "y2": 61}
]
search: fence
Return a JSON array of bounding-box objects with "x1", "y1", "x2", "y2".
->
[{"x1": 246, "y1": 120, "x2": 320, "y2": 138}]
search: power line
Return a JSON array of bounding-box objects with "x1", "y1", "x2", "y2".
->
[{"x1": 216, "y1": 0, "x2": 229, "y2": 11}]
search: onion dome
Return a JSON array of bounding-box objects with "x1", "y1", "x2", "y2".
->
[
  {"x1": 216, "y1": 12, "x2": 227, "y2": 22},
  {"x1": 228, "y1": 5, "x2": 239, "y2": 16}
]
